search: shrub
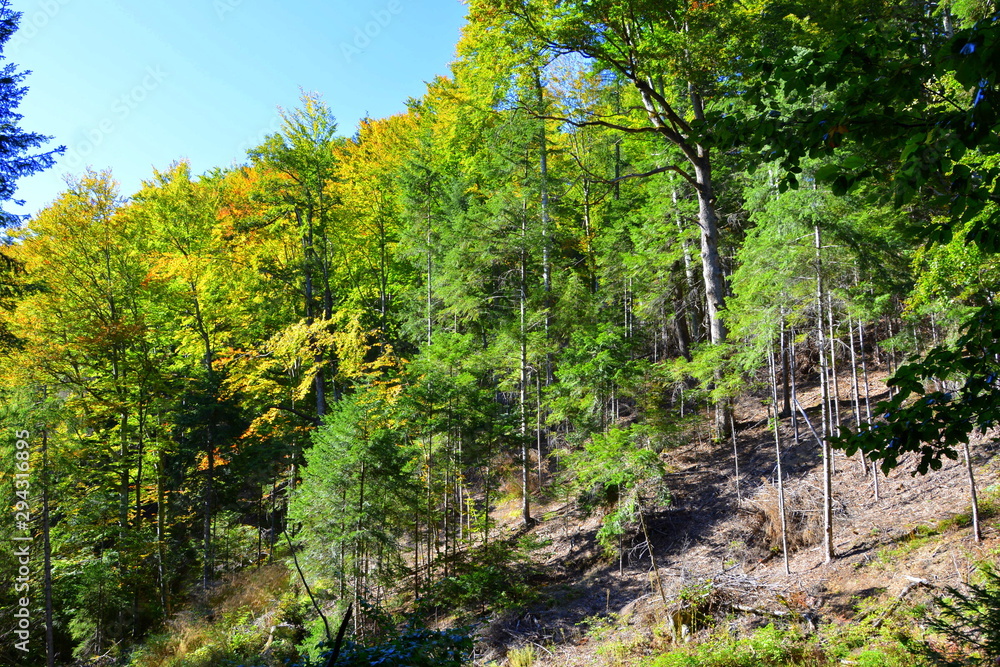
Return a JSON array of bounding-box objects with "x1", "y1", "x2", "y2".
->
[
  {"x1": 318, "y1": 627, "x2": 473, "y2": 667},
  {"x1": 910, "y1": 563, "x2": 1000, "y2": 665}
]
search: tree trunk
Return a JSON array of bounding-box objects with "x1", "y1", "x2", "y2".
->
[
  {"x1": 692, "y1": 157, "x2": 727, "y2": 345},
  {"x1": 780, "y1": 320, "x2": 791, "y2": 418},
  {"x1": 789, "y1": 329, "x2": 801, "y2": 448},
  {"x1": 203, "y1": 436, "x2": 214, "y2": 590},
  {"x1": 848, "y1": 316, "x2": 868, "y2": 476},
  {"x1": 731, "y1": 412, "x2": 741, "y2": 505},
  {"x1": 520, "y1": 206, "x2": 532, "y2": 527},
  {"x1": 815, "y1": 226, "x2": 834, "y2": 562},
  {"x1": 828, "y1": 293, "x2": 842, "y2": 432},
  {"x1": 42, "y1": 428, "x2": 55, "y2": 667},
  {"x1": 692, "y1": 154, "x2": 731, "y2": 439},
  {"x1": 964, "y1": 440, "x2": 982, "y2": 542},
  {"x1": 156, "y1": 453, "x2": 168, "y2": 612},
  {"x1": 769, "y1": 350, "x2": 790, "y2": 575}
]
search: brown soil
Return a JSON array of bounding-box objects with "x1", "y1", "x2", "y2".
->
[{"x1": 475, "y1": 371, "x2": 1000, "y2": 666}]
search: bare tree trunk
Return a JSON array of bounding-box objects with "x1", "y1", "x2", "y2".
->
[
  {"x1": 537, "y1": 373, "x2": 544, "y2": 490},
  {"x1": 537, "y1": 71, "x2": 554, "y2": 386},
  {"x1": 848, "y1": 317, "x2": 867, "y2": 476},
  {"x1": 789, "y1": 329, "x2": 801, "y2": 448},
  {"x1": 828, "y1": 293, "x2": 842, "y2": 432},
  {"x1": 731, "y1": 412, "x2": 741, "y2": 505},
  {"x1": 815, "y1": 226, "x2": 834, "y2": 562},
  {"x1": 520, "y1": 207, "x2": 532, "y2": 527},
  {"x1": 858, "y1": 319, "x2": 879, "y2": 498},
  {"x1": 965, "y1": 440, "x2": 982, "y2": 542},
  {"x1": 769, "y1": 350, "x2": 790, "y2": 575},
  {"x1": 637, "y1": 501, "x2": 667, "y2": 605},
  {"x1": 780, "y1": 319, "x2": 791, "y2": 418}
]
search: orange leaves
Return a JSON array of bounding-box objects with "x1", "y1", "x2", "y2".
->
[
  {"x1": 827, "y1": 124, "x2": 849, "y2": 148},
  {"x1": 196, "y1": 449, "x2": 231, "y2": 471}
]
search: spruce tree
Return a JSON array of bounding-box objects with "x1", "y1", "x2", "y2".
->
[{"x1": 0, "y1": 0, "x2": 63, "y2": 228}]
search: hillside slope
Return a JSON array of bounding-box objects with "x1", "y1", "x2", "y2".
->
[{"x1": 475, "y1": 375, "x2": 999, "y2": 666}]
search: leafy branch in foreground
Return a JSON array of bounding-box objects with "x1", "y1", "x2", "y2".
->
[{"x1": 831, "y1": 304, "x2": 1000, "y2": 475}]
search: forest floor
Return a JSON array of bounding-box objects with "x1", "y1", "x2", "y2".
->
[{"x1": 473, "y1": 372, "x2": 1000, "y2": 666}]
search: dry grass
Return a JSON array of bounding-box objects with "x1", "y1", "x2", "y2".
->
[
  {"x1": 128, "y1": 564, "x2": 293, "y2": 667},
  {"x1": 746, "y1": 481, "x2": 825, "y2": 554},
  {"x1": 210, "y1": 563, "x2": 291, "y2": 618}
]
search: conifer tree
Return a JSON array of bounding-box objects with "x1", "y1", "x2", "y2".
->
[{"x1": 0, "y1": 0, "x2": 64, "y2": 228}]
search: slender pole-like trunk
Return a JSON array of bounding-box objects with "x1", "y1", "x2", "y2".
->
[
  {"x1": 42, "y1": 427, "x2": 55, "y2": 667},
  {"x1": 203, "y1": 439, "x2": 214, "y2": 589},
  {"x1": 426, "y1": 210, "x2": 433, "y2": 347},
  {"x1": 780, "y1": 320, "x2": 791, "y2": 417},
  {"x1": 848, "y1": 317, "x2": 863, "y2": 427},
  {"x1": 156, "y1": 453, "x2": 168, "y2": 612},
  {"x1": 815, "y1": 226, "x2": 834, "y2": 562},
  {"x1": 858, "y1": 321, "x2": 874, "y2": 422},
  {"x1": 443, "y1": 430, "x2": 450, "y2": 579},
  {"x1": 637, "y1": 501, "x2": 667, "y2": 605},
  {"x1": 887, "y1": 315, "x2": 897, "y2": 397},
  {"x1": 484, "y1": 441, "x2": 492, "y2": 547},
  {"x1": 858, "y1": 320, "x2": 879, "y2": 496},
  {"x1": 965, "y1": 440, "x2": 982, "y2": 542},
  {"x1": 828, "y1": 293, "x2": 842, "y2": 432},
  {"x1": 413, "y1": 506, "x2": 420, "y2": 601},
  {"x1": 520, "y1": 211, "x2": 532, "y2": 526},
  {"x1": 537, "y1": 71, "x2": 554, "y2": 386},
  {"x1": 536, "y1": 373, "x2": 544, "y2": 490},
  {"x1": 848, "y1": 317, "x2": 868, "y2": 476},
  {"x1": 790, "y1": 330, "x2": 801, "y2": 448},
  {"x1": 119, "y1": 409, "x2": 130, "y2": 534},
  {"x1": 730, "y1": 412, "x2": 741, "y2": 504},
  {"x1": 769, "y1": 350, "x2": 790, "y2": 575},
  {"x1": 673, "y1": 275, "x2": 692, "y2": 361}
]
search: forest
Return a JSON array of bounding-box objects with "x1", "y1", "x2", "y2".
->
[{"x1": 2, "y1": 0, "x2": 1000, "y2": 665}]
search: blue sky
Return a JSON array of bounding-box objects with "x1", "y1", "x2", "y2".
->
[{"x1": 7, "y1": 0, "x2": 468, "y2": 216}]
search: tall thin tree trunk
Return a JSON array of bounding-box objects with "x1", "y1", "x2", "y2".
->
[
  {"x1": 42, "y1": 427, "x2": 55, "y2": 667},
  {"x1": 790, "y1": 329, "x2": 801, "y2": 448},
  {"x1": 828, "y1": 293, "x2": 842, "y2": 432},
  {"x1": 520, "y1": 215, "x2": 532, "y2": 526},
  {"x1": 731, "y1": 412, "x2": 741, "y2": 504},
  {"x1": 537, "y1": 373, "x2": 544, "y2": 490},
  {"x1": 858, "y1": 320, "x2": 880, "y2": 497},
  {"x1": 965, "y1": 440, "x2": 982, "y2": 542},
  {"x1": 156, "y1": 452, "x2": 168, "y2": 612},
  {"x1": 637, "y1": 501, "x2": 667, "y2": 605},
  {"x1": 780, "y1": 319, "x2": 791, "y2": 417},
  {"x1": 848, "y1": 317, "x2": 867, "y2": 476},
  {"x1": 815, "y1": 225, "x2": 834, "y2": 562},
  {"x1": 537, "y1": 71, "x2": 554, "y2": 386},
  {"x1": 203, "y1": 439, "x2": 214, "y2": 590},
  {"x1": 426, "y1": 210, "x2": 433, "y2": 347},
  {"x1": 769, "y1": 350, "x2": 790, "y2": 575}
]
